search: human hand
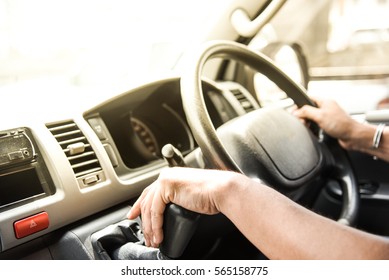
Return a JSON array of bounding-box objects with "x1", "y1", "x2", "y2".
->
[
  {"x1": 127, "y1": 167, "x2": 239, "y2": 248},
  {"x1": 293, "y1": 97, "x2": 358, "y2": 149}
]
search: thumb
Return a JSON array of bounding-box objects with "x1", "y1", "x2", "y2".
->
[{"x1": 294, "y1": 105, "x2": 321, "y2": 123}]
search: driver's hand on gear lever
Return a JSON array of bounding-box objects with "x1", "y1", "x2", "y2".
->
[{"x1": 127, "y1": 167, "x2": 241, "y2": 248}]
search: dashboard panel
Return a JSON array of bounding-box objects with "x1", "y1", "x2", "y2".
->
[
  {"x1": 84, "y1": 78, "x2": 249, "y2": 175},
  {"x1": 0, "y1": 76, "x2": 259, "y2": 258}
]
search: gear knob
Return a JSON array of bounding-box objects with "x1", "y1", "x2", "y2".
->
[
  {"x1": 159, "y1": 144, "x2": 201, "y2": 259},
  {"x1": 159, "y1": 203, "x2": 200, "y2": 259}
]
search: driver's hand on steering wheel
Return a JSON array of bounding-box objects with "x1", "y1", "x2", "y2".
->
[
  {"x1": 127, "y1": 167, "x2": 241, "y2": 248},
  {"x1": 293, "y1": 97, "x2": 363, "y2": 150}
]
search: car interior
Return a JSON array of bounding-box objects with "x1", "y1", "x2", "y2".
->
[{"x1": 1, "y1": 0, "x2": 389, "y2": 260}]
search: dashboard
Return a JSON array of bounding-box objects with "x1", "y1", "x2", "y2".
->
[{"x1": 0, "y1": 76, "x2": 259, "y2": 258}]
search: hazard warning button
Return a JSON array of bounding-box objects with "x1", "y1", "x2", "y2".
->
[{"x1": 14, "y1": 212, "x2": 49, "y2": 239}]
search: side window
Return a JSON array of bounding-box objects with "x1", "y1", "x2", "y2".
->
[{"x1": 250, "y1": 0, "x2": 389, "y2": 111}]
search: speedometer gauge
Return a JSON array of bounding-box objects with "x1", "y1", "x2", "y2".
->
[{"x1": 130, "y1": 118, "x2": 159, "y2": 155}]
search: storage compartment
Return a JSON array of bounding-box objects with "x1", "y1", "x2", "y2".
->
[
  {"x1": 0, "y1": 167, "x2": 45, "y2": 208},
  {"x1": 0, "y1": 127, "x2": 56, "y2": 211}
]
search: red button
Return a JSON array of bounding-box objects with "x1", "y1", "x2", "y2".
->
[{"x1": 14, "y1": 212, "x2": 49, "y2": 239}]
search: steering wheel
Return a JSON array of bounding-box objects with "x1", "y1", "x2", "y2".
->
[{"x1": 180, "y1": 40, "x2": 359, "y2": 226}]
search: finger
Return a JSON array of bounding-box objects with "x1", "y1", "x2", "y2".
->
[
  {"x1": 294, "y1": 105, "x2": 321, "y2": 123},
  {"x1": 127, "y1": 196, "x2": 143, "y2": 219},
  {"x1": 141, "y1": 210, "x2": 151, "y2": 246},
  {"x1": 140, "y1": 185, "x2": 156, "y2": 247},
  {"x1": 127, "y1": 186, "x2": 150, "y2": 219},
  {"x1": 127, "y1": 204, "x2": 141, "y2": 220},
  {"x1": 150, "y1": 190, "x2": 169, "y2": 247}
]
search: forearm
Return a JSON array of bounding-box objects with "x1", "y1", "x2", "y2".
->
[
  {"x1": 217, "y1": 175, "x2": 389, "y2": 259},
  {"x1": 294, "y1": 98, "x2": 389, "y2": 161},
  {"x1": 343, "y1": 121, "x2": 389, "y2": 162}
]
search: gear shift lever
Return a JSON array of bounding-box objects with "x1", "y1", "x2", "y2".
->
[{"x1": 159, "y1": 144, "x2": 200, "y2": 259}]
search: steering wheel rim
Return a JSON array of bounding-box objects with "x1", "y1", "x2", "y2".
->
[{"x1": 180, "y1": 40, "x2": 359, "y2": 226}]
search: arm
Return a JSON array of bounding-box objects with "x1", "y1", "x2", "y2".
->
[
  {"x1": 127, "y1": 167, "x2": 389, "y2": 259},
  {"x1": 294, "y1": 97, "x2": 389, "y2": 161},
  {"x1": 221, "y1": 171, "x2": 389, "y2": 259}
]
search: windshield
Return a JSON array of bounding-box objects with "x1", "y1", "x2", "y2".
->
[
  {"x1": 1, "y1": 0, "x2": 225, "y2": 107},
  {"x1": 4, "y1": 0, "x2": 389, "y2": 115}
]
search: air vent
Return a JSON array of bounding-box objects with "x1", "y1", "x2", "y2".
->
[
  {"x1": 46, "y1": 121, "x2": 104, "y2": 187},
  {"x1": 230, "y1": 88, "x2": 255, "y2": 113}
]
